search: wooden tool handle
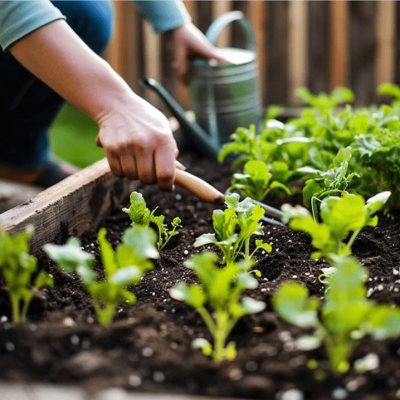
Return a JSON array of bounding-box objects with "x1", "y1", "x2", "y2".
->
[{"x1": 175, "y1": 169, "x2": 225, "y2": 205}]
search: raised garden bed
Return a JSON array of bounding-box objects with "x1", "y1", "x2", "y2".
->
[{"x1": 0, "y1": 150, "x2": 399, "y2": 400}]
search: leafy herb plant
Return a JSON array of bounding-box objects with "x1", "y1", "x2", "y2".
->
[
  {"x1": 281, "y1": 191, "x2": 390, "y2": 265},
  {"x1": 123, "y1": 191, "x2": 181, "y2": 250},
  {"x1": 170, "y1": 252, "x2": 265, "y2": 362},
  {"x1": 228, "y1": 160, "x2": 290, "y2": 202},
  {"x1": 273, "y1": 255, "x2": 400, "y2": 374},
  {"x1": 0, "y1": 225, "x2": 53, "y2": 323},
  {"x1": 194, "y1": 194, "x2": 272, "y2": 265},
  {"x1": 44, "y1": 226, "x2": 157, "y2": 326}
]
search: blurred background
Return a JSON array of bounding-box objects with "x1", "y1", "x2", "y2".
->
[{"x1": 50, "y1": 0, "x2": 397, "y2": 167}]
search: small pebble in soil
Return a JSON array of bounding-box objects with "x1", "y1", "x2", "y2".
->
[
  {"x1": 245, "y1": 361, "x2": 258, "y2": 372},
  {"x1": 142, "y1": 347, "x2": 154, "y2": 357},
  {"x1": 184, "y1": 250, "x2": 189, "y2": 255},
  {"x1": 228, "y1": 368, "x2": 243, "y2": 381},
  {"x1": 367, "y1": 288, "x2": 374, "y2": 298},
  {"x1": 279, "y1": 331, "x2": 292, "y2": 342},
  {"x1": 81, "y1": 338, "x2": 91, "y2": 350},
  {"x1": 87, "y1": 317, "x2": 94, "y2": 324},
  {"x1": 62, "y1": 317, "x2": 75, "y2": 327},
  {"x1": 284, "y1": 341, "x2": 296, "y2": 352},
  {"x1": 5, "y1": 342, "x2": 15, "y2": 352},
  {"x1": 394, "y1": 269, "x2": 399, "y2": 276},
  {"x1": 377, "y1": 284, "x2": 384, "y2": 291},
  {"x1": 129, "y1": 374, "x2": 142, "y2": 387},
  {"x1": 289, "y1": 355, "x2": 307, "y2": 367},
  {"x1": 70, "y1": 334, "x2": 80, "y2": 345},
  {"x1": 175, "y1": 194, "x2": 182, "y2": 200},
  {"x1": 279, "y1": 388, "x2": 304, "y2": 400},
  {"x1": 153, "y1": 371, "x2": 165, "y2": 382},
  {"x1": 332, "y1": 387, "x2": 348, "y2": 399},
  {"x1": 345, "y1": 380, "x2": 359, "y2": 392},
  {"x1": 292, "y1": 275, "x2": 297, "y2": 279},
  {"x1": 0, "y1": 316, "x2": 7, "y2": 323}
]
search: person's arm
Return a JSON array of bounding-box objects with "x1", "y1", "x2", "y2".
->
[{"x1": 8, "y1": 19, "x2": 178, "y2": 190}]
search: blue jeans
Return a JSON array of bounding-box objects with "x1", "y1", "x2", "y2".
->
[{"x1": 0, "y1": 1, "x2": 114, "y2": 170}]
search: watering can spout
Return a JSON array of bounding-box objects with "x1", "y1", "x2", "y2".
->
[{"x1": 139, "y1": 78, "x2": 220, "y2": 159}]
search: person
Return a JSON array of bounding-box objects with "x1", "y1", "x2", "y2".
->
[{"x1": 0, "y1": 1, "x2": 227, "y2": 189}]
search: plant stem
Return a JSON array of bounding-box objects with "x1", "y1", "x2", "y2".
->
[
  {"x1": 197, "y1": 307, "x2": 216, "y2": 337},
  {"x1": 213, "y1": 312, "x2": 228, "y2": 363},
  {"x1": 346, "y1": 229, "x2": 361, "y2": 252},
  {"x1": 10, "y1": 294, "x2": 21, "y2": 323}
]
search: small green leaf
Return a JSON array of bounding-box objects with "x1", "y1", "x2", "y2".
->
[
  {"x1": 34, "y1": 271, "x2": 54, "y2": 289},
  {"x1": 110, "y1": 266, "x2": 142, "y2": 285},
  {"x1": 224, "y1": 341, "x2": 237, "y2": 360},
  {"x1": 239, "y1": 297, "x2": 266, "y2": 315},
  {"x1": 365, "y1": 305, "x2": 400, "y2": 340},
  {"x1": 192, "y1": 338, "x2": 212, "y2": 356},
  {"x1": 170, "y1": 283, "x2": 206, "y2": 309}
]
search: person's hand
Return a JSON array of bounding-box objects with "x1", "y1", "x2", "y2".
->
[
  {"x1": 173, "y1": 21, "x2": 230, "y2": 84},
  {"x1": 96, "y1": 94, "x2": 179, "y2": 190}
]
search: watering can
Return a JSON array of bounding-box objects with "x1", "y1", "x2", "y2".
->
[{"x1": 140, "y1": 11, "x2": 262, "y2": 158}]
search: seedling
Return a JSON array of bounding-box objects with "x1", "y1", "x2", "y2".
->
[
  {"x1": 281, "y1": 191, "x2": 391, "y2": 265},
  {"x1": 170, "y1": 252, "x2": 265, "y2": 362},
  {"x1": 194, "y1": 194, "x2": 272, "y2": 265},
  {"x1": 273, "y1": 255, "x2": 400, "y2": 374},
  {"x1": 228, "y1": 160, "x2": 290, "y2": 202},
  {"x1": 44, "y1": 226, "x2": 157, "y2": 326},
  {"x1": 123, "y1": 191, "x2": 181, "y2": 250},
  {"x1": 0, "y1": 225, "x2": 53, "y2": 323}
]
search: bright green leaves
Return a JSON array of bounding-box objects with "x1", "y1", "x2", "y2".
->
[
  {"x1": 194, "y1": 194, "x2": 272, "y2": 265},
  {"x1": 228, "y1": 160, "x2": 290, "y2": 202},
  {"x1": 124, "y1": 191, "x2": 181, "y2": 250},
  {"x1": 0, "y1": 225, "x2": 53, "y2": 323},
  {"x1": 170, "y1": 252, "x2": 265, "y2": 362},
  {"x1": 282, "y1": 192, "x2": 390, "y2": 263},
  {"x1": 274, "y1": 255, "x2": 400, "y2": 374},
  {"x1": 45, "y1": 226, "x2": 157, "y2": 326},
  {"x1": 296, "y1": 87, "x2": 355, "y2": 110}
]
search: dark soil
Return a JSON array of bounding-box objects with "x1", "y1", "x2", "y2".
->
[{"x1": 1, "y1": 154, "x2": 400, "y2": 400}]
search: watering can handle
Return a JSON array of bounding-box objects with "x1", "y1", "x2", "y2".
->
[{"x1": 205, "y1": 11, "x2": 256, "y2": 52}]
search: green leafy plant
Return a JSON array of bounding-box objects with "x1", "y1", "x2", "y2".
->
[
  {"x1": 296, "y1": 87, "x2": 355, "y2": 111},
  {"x1": 194, "y1": 194, "x2": 272, "y2": 265},
  {"x1": 227, "y1": 160, "x2": 290, "y2": 202},
  {"x1": 170, "y1": 252, "x2": 265, "y2": 362},
  {"x1": 0, "y1": 225, "x2": 53, "y2": 323},
  {"x1": 281, "y1": 191, "x2": 391, "y2": 265},
  {"x1": 44, "y1": 226, "x2": 157, "y2": 326},
  {"x1": 123, "y1": 191, "x2": 181, "y2": 250},
  {"x1": 273, "y1": 255, "x2": 400, "y2": 374}
]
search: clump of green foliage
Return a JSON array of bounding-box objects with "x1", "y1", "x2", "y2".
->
[
  {"x1": 170, "y1": 252, "x2": 265, "y2": 362},
  {"x1": 227, "y1": 160, "x2": 290, "y2": 202},
  {"x1": 0, "y1": 225, "x2": 53, "y2": 323},
  {"x1": 273, "y1": 255, "x2": 400, "y2": 374},
  {"x1": 194, "y1": 193, "x2": 272, "y2": 265},
  {"x1": 123, "y1": 191, "x2": 181, "y2": 250},
  {"x1": 44, "y1": 226, "x2": 157, "y2": 326},
  {"x1": 281, "y1": 191, "x2": 390, "y2": 265}
]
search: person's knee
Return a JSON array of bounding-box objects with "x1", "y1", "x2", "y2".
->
[{"x1": 52, "y1": 1, "x2": 114, "y2": 54}]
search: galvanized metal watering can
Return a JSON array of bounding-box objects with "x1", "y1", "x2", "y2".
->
[{"x1": 141, "y1": 11, "x2": 262, "y2": 158}]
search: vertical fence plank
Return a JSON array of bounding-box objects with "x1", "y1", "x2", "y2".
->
[
  {"x1": 288, "y1": 0, "x2": 308, "y2": 104},
  {"x1": 212, "y1": 1, "x2": 233, "y2": 48},
  {"x1": 329, "y1": 0, "x2": 349, "y2": 90},
  {"x1": 376, "y1": 1, "x2": 396, "y2": 87},
  {"x1": 350, "y1": 1, "x2": 377, "y2": 105},
  {"x1": 267, "y1": 1, "x2": 288, "y2": 104},
  {"x1": 308, "y1": 1, "x2": 329, "y2": 95},
  {"x1": 249, "y1": 1, "x2": 267, "y2": 106},
  {"x1": 106, "y1": 1, "x2": 125, "y2": 77}
]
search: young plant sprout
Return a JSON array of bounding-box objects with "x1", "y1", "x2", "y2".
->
[
  {"x1": 44, "y1": 226, "x2": 157, "y2": 326},
  {"x1": 281, "y1": 191, "x2": 391, "y2": 265},
  {"x1": 170, "y1": 252, "x2": 265, "y2": 362},
  {"x1": 227, "y1": 160, "x2": 290, "y2": 202},
  {"x1": 194, "y1": 193, "x2": 272, "y2": 265},
  {"x1": 123, "y1": 191, "x2": 181, "y2": 250},
  {"x1": 273, "y1": 255, "x2": 400, "y2": 374},
  {"x1": 0, "y1": 225, "x2": 53, "y2": 323}
]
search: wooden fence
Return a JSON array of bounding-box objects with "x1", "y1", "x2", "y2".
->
[{"x1": 105, "y1": 0, "x2": 398, "y2": 112}]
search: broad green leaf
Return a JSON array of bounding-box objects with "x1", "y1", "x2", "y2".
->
[
  {"x1": 255, "y1": 240, "x2": 272, "y2": 253},
  {"x1": 239, "y1": 297, "x2": 266, "y2": 315},
  {"x1": 34, "y1": 271, "x2": 54, "y2": 289},
  {"x1": 123, "y1": 192, "x2": 152, "y2": 226},
  {"x1": 98, "y1": 228, "x2": 118, "y2": 278},
  {"x1": 170, "y1": 283, "x2": 206, "y2": 309},
  {"x1": 296, "y1": 335, "x2": 322, "y2": 351},
  {"x1": 365, "y1": 305, "x2": 400, "y2": 340},
  {"x1": 122, "y1": 226, "x2": 158, "y2": 260},
  {"x1": 110, "y1": 266, "x2": 142, "y2": 285},
  {"x1": 224, "y1": 341, "x2": 237, "y2": 360}
]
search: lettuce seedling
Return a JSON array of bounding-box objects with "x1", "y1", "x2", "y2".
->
[
  {"x1": 281, "y1": 191, "x2": 390, "y2": 265},
  {"x1": 194, "y1": 194, "x2": 272, "y2": 265},
  {"x1": 170, "y1": 252, "x2": 265, "y2": 362},
  {"x1": 44, "y1": 226, "x2": 157, "y2": 326},
  {"x1": 228, "y1": 160, "x2": 290, "y2": 202},
  {"x1": 273, "y1": 255, "x2": 400, "y2": 374},
  {"x1": 0, "y1": 225, "x2": 53, "y2": 323},
  {"x1": 123, "y1": 191, "x2": 181, "y2": 250}
]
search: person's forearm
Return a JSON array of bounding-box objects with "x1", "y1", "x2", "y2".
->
[{"x1": 9, "y1": 20, "x2": 134, "y2": 123}]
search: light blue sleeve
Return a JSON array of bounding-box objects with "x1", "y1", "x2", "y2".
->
[
  {"x1": 134, "y1": 0, "x2": 191, "y2": 33},
  {"x1": 0, "y1": 0, "x2": 65, "y2": 50}
]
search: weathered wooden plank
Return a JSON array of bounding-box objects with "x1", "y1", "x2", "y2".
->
[
  {"x1": 230, "y1": 1, "x2": 248, "y2": 50},
  {"x1": 349, "y1": 1, "x2": 377, "y2": 105},
  {"x1": 106, "y1": 1, "x2": 125, "y2": 78},
  {"x1": 0, "y1": 383, "x2": 241, "y2": 400},
  {"x1": 288, "y1": 0, "x2": 308, "y2": 104},
  {"x1": 267, "y1": 1, "x2": 288, "y2": 104},
  {"x1": 376, "y1": 1, "x2": 396, "y2": 87},
  {"x1": 0, "y1": 159, "x2": 139, "y2": 256},
  {"x1": 308, "y1": 1, "x2": 329, "y2": 95},
  {"x1": 212, "y1": 0, "x2": 233, "y2": 48},
  {"x1": 0, "y1": 180, "x2": 42, "y2": 214},
  {"x1": 329, "y1": 0, "x2": 349, "y2": 89}
]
